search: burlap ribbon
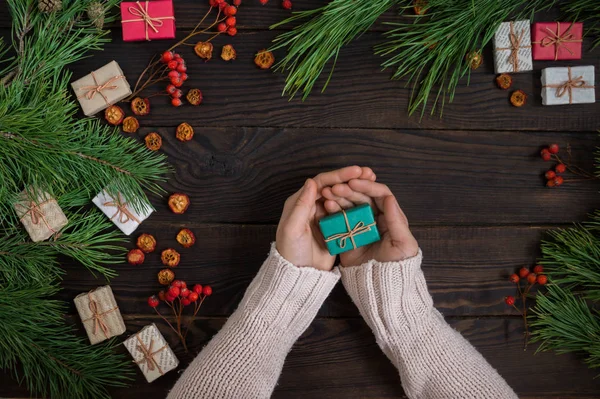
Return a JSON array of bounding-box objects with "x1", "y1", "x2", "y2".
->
[
  {"x1": 135, "y1": 335, "x2": 167, "y2": 375},
  {"x1": 77, "y1": 71, "x2": 125, "y2": 105},
  {"x1": 324, "y1": 210, "x2": 376, "y2": 250},
  {"x1": 121, "y1": 1, "x2": 175, "y2": 41},
  {"x1": 533, "y1": 22, "x2": 582, "y2": 61},
  {"x1": 543, "y1": 66, "x2": 595, "y2": 104},
  {"x1": 82, "y1": 292, "x2": 119, "y2": 338},
  {"x1": 496, "y1": 21, "x2": 531, "y2": 72},
  {"x1": 103, "y1": 197, "x2": 141, "y2": 224},
  {"x1": 18, "y1": 198, "x2": 58, "y2": 235}
]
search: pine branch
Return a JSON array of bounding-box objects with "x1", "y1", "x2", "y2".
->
[{"x1": 562, "y1": 0, "x2": 600, "y2": 49}]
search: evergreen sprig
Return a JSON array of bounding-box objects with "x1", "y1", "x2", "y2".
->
[{"x1": 562, "y1": 0, "x2": 600, "y2": 49}]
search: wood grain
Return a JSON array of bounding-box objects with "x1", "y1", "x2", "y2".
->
[{"x1": 1, "y1": 316, "x2": 598, "y2": 398}]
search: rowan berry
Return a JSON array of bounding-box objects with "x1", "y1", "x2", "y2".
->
[
  {"x1": 122, "y1": 116, "x2": 139, "y2": 133},
  {"x1": 177, "y1": 228, "x2": 196, "y2": 248},
  {"x1": 202, "y1": 285, "x2": 213, "y2": 296},
  {"x1": 172, "y1": 280, "x2": 185, "y2": 288},
  {"x1": 161, "y1": 51, "x2": 174, "y2": 63},
  {"x1": 180, "y1": 73, "x2": 189, "y2": 82},
  {"x1": 518, "y1": 267, "x2": 530, "y2": 278},
  {"x1": 165, "y1": 294, "x2": 176, "y2": 302},
  {"x1": 217, "y1": 22, "x2": 227, "y2": 32},
  {"x1": 546, "y1": 179, "x2": 556, "y2": 188},
  {"x1": 527, "y1": 273, "x2": 537, "y2": 284},
  {"x1": 533, "y1": 265, "x2": 543, "y2": 274},
  {"x1": 172, "y1": 89, "x2": 183, "y2": 99},
  {"x1": 555, "y1": 163, "x2": 566, "y2": 174},
  {"x1": 137, "y1": 233, "x2": 157, "y2": 253},
  {"x1": 545, "y1": 170, "x2": 556, "y2": 180},
  {"x1": 540, "y1": 149, "x2": 552, "y2": 161},
  {"x1": 233, "y1": 0, "x2": 241, "y2": 5},
  {"x1": 509, "y1": 274, "x2": 519, "y2": 283},
  {"x1": 131, "y1": 97, "x2": 150, "y2": 116},
  {"x1": 219, "y1": 1, "x2": 228, "y2": 10},
  {"x1": 166, "y1": 84, "x2": 177, "y2": 94},
  {"x1": 161, "y1": 248, "x2": 181, "y2": 267},
  {"x1": 167, "y1": 60, "x2": 178, "y2": 70},
  {"x1": 227, "y1": 27, "x2": 237, "y2": 36},
  {"x1": 174, "y1": 53, "x2": 182, "y2": 59},
  {"x1": 171, "y1": 98, "x2": 182, "y2": 107},
  {"x1": 226, "y1": 16, "x2": 236, "y2": 27},
  {"x1": 177, "y1": 64, "x2": 187, "y2": 73},
  {"x1": 168, "y1": 193, "x2": 190, "y2": 214},
  {"x1": 259, "y1": 0, "x2": 268, "y2": 4},
  {"x1": 554, "y1": 176, "x2": 564, "y2": 186},
  {"x1": 193, "y1": 284, "x2": 203, "y2": 294},
  {"x1": 282, "y1": 0, "x2": 292, "y2": 9},
  {"x1": 209, "y1": 0, "x2": 217, "y2": 7},
  {"x1": 181, "y1": 298, "x2": 192, "y2": 306},
  {"x1": 168, "y1": 70, "x2": 180, "y2": 79},
  {"x1": 504, "y1": 296, "x2": 515, "y2": 306},
  {"x1": 158, "y1": 268, "x2": 175, "y2": 285},
  {"x1": 548, "y1": 143, "x2": 560, "y2": 154},
  {"x1": 537, "y1": 275, "x2": 548, "y2": 285},
  {"x1": 148, "y1": 295, "x2": 160, "y2": 308},
  {"x1": 127, "y1": 248, "x2": 145, "y2": 265},
  {"x1": 158, "y1": 290, "x2": 166, "y2": 301},
  {"x1": 224, "y1": 5, "x2": 237, "y2": 15},
  {"x1": 173, "y1": 78, "x2": 184, "y2": 88},
  {"x1": 188, "y1": 292, "x2": 199, "y2": 302},
  {"x1": 180, "y1": 287, "x2": 191, "y2": 298},
  {"x1": 168, "y1": 285, "x2": 180, "y2": 297}
]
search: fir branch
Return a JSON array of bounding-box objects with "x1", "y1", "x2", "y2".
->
[
  {"x1": 377, "y1": 0, "x2": 555, "y2": 117},
  {"x1": 562, "y1": 0, "x2": 600, "y2": 49},
  {"x1": 269, "y1": 0, "x2": 404, "y2": 100}
]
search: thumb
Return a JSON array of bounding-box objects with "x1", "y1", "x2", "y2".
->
[{"x1": 287, "y1": 178, "x2": 318, "y2": 231}]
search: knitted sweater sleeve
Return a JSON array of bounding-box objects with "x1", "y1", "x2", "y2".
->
[
  {"x1": 339, "y1": 250, "x2": 517, "y2": 399},
  {"x1": 167, "y1": 244, "x2": 340, "y2": 399}
]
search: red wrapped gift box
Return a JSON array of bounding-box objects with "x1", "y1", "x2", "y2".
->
[
  {"x1": 532, "y1": 22, "x2": 583, "y2": 61},
  {"x1": 121, "y1": 0, "x2": 176, "y2": 42}
]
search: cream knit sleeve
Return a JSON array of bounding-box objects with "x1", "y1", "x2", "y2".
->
[
  {"x1": 167, "y1": 244, "x2": 340, "y2": 399},
  {"x1": 340, "y1": 250, "x2": 518, "y2": 399}
]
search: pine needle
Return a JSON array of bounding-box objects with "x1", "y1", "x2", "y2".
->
[{"x1": 562, "y1": 0, "x2": 600, "y2": 49}]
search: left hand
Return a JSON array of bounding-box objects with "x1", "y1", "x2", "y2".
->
[{"x1": 276, "y1": 166, "x2": 376, "y2": 271}]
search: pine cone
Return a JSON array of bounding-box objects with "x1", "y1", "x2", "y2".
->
[
  {"x1": 38, "y1": 0, "x2": 62, "y2": 13},
  {"x1": 86, "y1": 1, "x2": 105, "y2": 29}
]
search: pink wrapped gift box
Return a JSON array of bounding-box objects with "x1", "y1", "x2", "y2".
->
[
  {"x1": 532, "y1": 22, "x2": 583, "y2": 61},
  {"x1": 121, "y1": 0, "x2": 176, "y2": 42}
]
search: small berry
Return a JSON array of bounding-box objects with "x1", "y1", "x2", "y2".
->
[
  {"x1": 172, "y1": 280, "x2": 185, "y2": 288},
  {"x1": 171, "y1": 98, "x2": 182, "y2": 107},
  {"x1": 533, "y1": 265, "x2": 544, "y2": 274},
  {"x1": 545, "y1": 170, "x2": 556, "y2": 180},
  {"x1": 260, "y1": 0, "x2": 268, "y2": 4},
  {"x1": 161, "y1": 51, "x2": 174, "y2": 63},
  {"x1": 180, "y1": 287, "x2": 191, "y2": 298},
  {"x1": 548, "y1": 144, "x2": 560, "y2": 154},
  {"x1": 527, "y1": 273, "x2": 537, "y2": 285},
  {"x1": 227, "y1": 27, "x2": 237, "y2": 36},
  {"x1": 202, "y1": 285, "x2": 213, "y2": 296},
  {"x1": 537, "y1": 274, "x2": 548, "y2": 285},
  {"x1": 518, "y1": 267, "x2": 530, "y2": 278},
  {"x1": 168, "y1": 70, "x2": 180, "y2": 79},
  {"x1": 168, "y1": 285, "x2": 180, "y2": 297},
  {"x1": 127, "y1": 249, "x2": 145, "y2": 265},
  {"x1": 226, "y1": 16, "x2": 236, "y2": 27},
  {"x1": 167, "y1": 60, "x2": 178, "y2": 70},
  {"x1": 177, "y1": 64, "x2": 187, "y2": 73},
  {"x1": 172, "y1": 89, "x2": 183, "y2": 99},
  {"x1": 209, "y1": 0, "x2": 217, "y2": 6},
  {"x1": 233, "y1": 0, "x2": 241, "y2": 5},
  {"x1": 148, "y1": 295, "x2": 160, "y2": 308},
  {"x1": 166, "y1": 84, "x2": 177, "y2": 94},
  {"x1": 555, "y1": 163, "x2": 566, "y2": 174},
  {"x1": 172, "y1": 77, "x2": 183, "y2": 87},
  {"x1": 541, "y1": 149, "x2": 552, "y2": 161},
  {"x1": 509, "y1": 273, "x2": 520, "y2": 283},
  {"x1": 224, "y1": 5, "x2": 237, "y2": 15},
  {"x1": 181, "y1": 298, "x2": 192, "y2": 306},
  {"x1": 217, "y1": 22, "x2": 227, "y2": 32},
  {"x1": 188, "y1": 292, "x2": 199, "y2": 302},
  {"x1": 174, "y1": 53, "x2": 182, "y2": 60},
  {"x1": 505, "y1": 296, "x2": 515, "y2": 306},
  {"x1": 180, "y1": 73, "x2": 188, "y2": 81},
  {"x1": 282, "y1": 0, "x2": 292, "y2": 9},
  {"x1": 158, "y1": 290, "x2": 166, "y2": 301},
  {"x1": 219, "y1": 1, "x2": 228, "y2": 10},
  {"x1": 554, "y1": 176, "x2": 564, "y2": 186},
  {"x1": 165, "y1": 294, "x2": 176, "y2": 302},
  {"x1": 546, "y1": 179, "x2": 556, "y2": 188},
  {"x1": 193, "y1": 284, "x2": 203, "y2": 294},
  {"x1": 216, "y1": 0, "x2": 225, "y2": 4}
]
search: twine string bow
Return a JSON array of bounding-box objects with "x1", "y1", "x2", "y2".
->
[
  {"x1": 77, "y1": 71, "x2": 124, "y2": 105},
  {"x1": 534, "y1": 22, "x2": 582, "y2": 61},
  {"x1": 496, "y1": 21, "x2": 531, "y2": 72},
  {"x1": 121, "y1": 1, "x2": 175, "y2": 41},
  {"x1": 543, "y1": 66, "x2": 595, "y2": 104},
  {"x1": 135, "y1": 336, "x2": 166, "y2": 375},
  {"x1": 103, "y1": 195, "x2": 141, "y2": 224},
  {"x1": 19, "y1": 198, "x2": 57, "y2": 235},
  {"x1": 324, "y1": 210, "x2": 376, "y2": 250},
  {"x1": 82, "y1": 292, "x2": 118, "y2": 338}
]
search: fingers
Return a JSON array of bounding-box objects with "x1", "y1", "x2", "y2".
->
[
  {"x1": 324, "y1": 199, "x2": 343, "y2": 214},
  {"x1": 331, "y1": 184, "x2": 374, "y2": 208},
  {"x1": 347, "y1": 179, "x2": 393, "y2": 212},
  {"x1": 313, "y1": 166, "x2": 363, "y2": 193},
  {"x1": 359, "y1": 167, "x2": 377, "y2": 182},
  {"x1": 382, "y1": 195, "x2": 412, "y2": 242},
  {"x1": 321, "y1": 186, "x2": 354, "y2": 209},
  {"x1": 286, "y1": 178, "x2": 318, "y2": 231}
]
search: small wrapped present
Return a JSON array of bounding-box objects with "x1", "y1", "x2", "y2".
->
[
  {"x1": 13, "y1": 188, "x2": 68, "y2": 242},
  {"x1": 541, "y1": 66, "x2": 595, "y2": 106},
  {"x1": 92, "y1": 190, "x2": 153, "y2": 236},
  {"x1": 74, "y1": 286, "x2": 126, "y2": 345},
  {"x1": 532, "y1": 22, "x2": 583, "y2": 61},
  {"x1": 121, "y1": 0, "x2": 176, "y2": 42},
  {"x1": 319, "y1": 204, "x2": 380, "y2": 256},
  {"x1": 71, "y1": 61, "x2": 131, "y2": 116},
  {"x1": 124, "y1": 324, "x2": 179, "y2": 383},
  {"x1": 493, "y1": 20, "x2": 533, "y2": 74}
]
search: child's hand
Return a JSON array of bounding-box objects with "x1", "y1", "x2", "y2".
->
[
  {"x1": 276, "y1": 167, "x2": 376, "y2": 271},
  {"x1": 322, "y1": 179, "x2": 419, "y2": 267}
]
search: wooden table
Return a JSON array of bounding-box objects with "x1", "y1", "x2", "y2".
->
[{"x1": 1, "y1": 2, "x2": 600, "y2": 398}]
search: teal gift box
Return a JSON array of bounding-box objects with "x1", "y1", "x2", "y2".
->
[{"x1": 319, "y1": 204, "x2": 381, "y2": 256}]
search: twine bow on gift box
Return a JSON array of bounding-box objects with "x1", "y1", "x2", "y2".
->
[
  {"x1": 77, "y1": 71, "x2": 125, "y2": 105},
  {"x1": 533, "y1": 22, "x2": 582, "y2": 61},
  {"x1": 135, "y1": 336, "x2": 167, "y2": 375},
  {"x1": 121, "y1": 1, "x2": 175, "y2": 41},
  {"x1": 82, "y1": 293, "x2": 119, "y2": 338},
  {"x1": 18, "y1": 199, "x2": 58, "y2": 235},
  {"x1": 496, "y1": 21, "x2": 531, "y2": 72},
  {"x1": 103, "y1": 196, "x2": 141, "y2": 224},
  {"x1": 543, "y1": 66, "x2": 595, "y2": 104},
  {"x1": 324, "y1": 210, "x2": 376, "y2": 250}
]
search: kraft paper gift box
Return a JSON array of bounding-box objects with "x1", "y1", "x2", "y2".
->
[
  {"x1": 319, "y1": 203, "x2": 380, "y2": 256},
  {"x1": 71, "y1": 60, "x2": 131, "y2": 116},
  {"x1": 74, "y1": 285, "x2": 126, "y2": 345},
  {"x1": 124, "y1": 324, "x2": 179, "y2": 383},
  {"x1": 493, "y1": 20, "x2": 533, "y2": 74},
  {"x1": 541, "y1": 66, "x2": 595, "y2": 106},
  {"x1": 532, "y1": 22, "x2": 583, "y2": 61},
  {"x1": 121, "y1": 0, "x2": 176, "y2": 42},
  {"x1": 92, "y1": 190, "x2": 153, "y2": 236},
  {"x1": 14, "y1": 188, "x2": 68, "y2": 242}
]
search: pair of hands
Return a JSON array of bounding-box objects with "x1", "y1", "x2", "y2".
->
[{"x1": 276, "y1": 166, "x2": 419, "y2": 271}]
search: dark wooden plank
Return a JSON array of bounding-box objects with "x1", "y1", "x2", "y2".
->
[
  {"x1": 57, "y1": 224, "x2": 548, "y2": 317},
  {"x1": 1, "y1": 316, "x2": 598, "y2": 398},
  {"x1": 129, "y1": 126, "x2": 599, "y2": 225}
]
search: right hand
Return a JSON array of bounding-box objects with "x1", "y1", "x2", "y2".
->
[{"x1": 321, "y1": 179, "x2": 419, "y2": 267}]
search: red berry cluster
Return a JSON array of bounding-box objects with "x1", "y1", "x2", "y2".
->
[
  {"x1": 504, "y1": 264, "x2": 547, "y2": 348},
  {"x1": 258, "y1": 0, "x2": 292, "y2": 9},
  {"x1": 540, "y1": 143, "x2": 566, "y2": 187},
  {"x1": 149, "y1": 280, "x2": 213, "y2": 352},
  {"x1": 211, "y1": 0, "x2": 239, "y2": 36},
  {"x1": 161, "y1": 51, "x2": 189, "y2": 107}
]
